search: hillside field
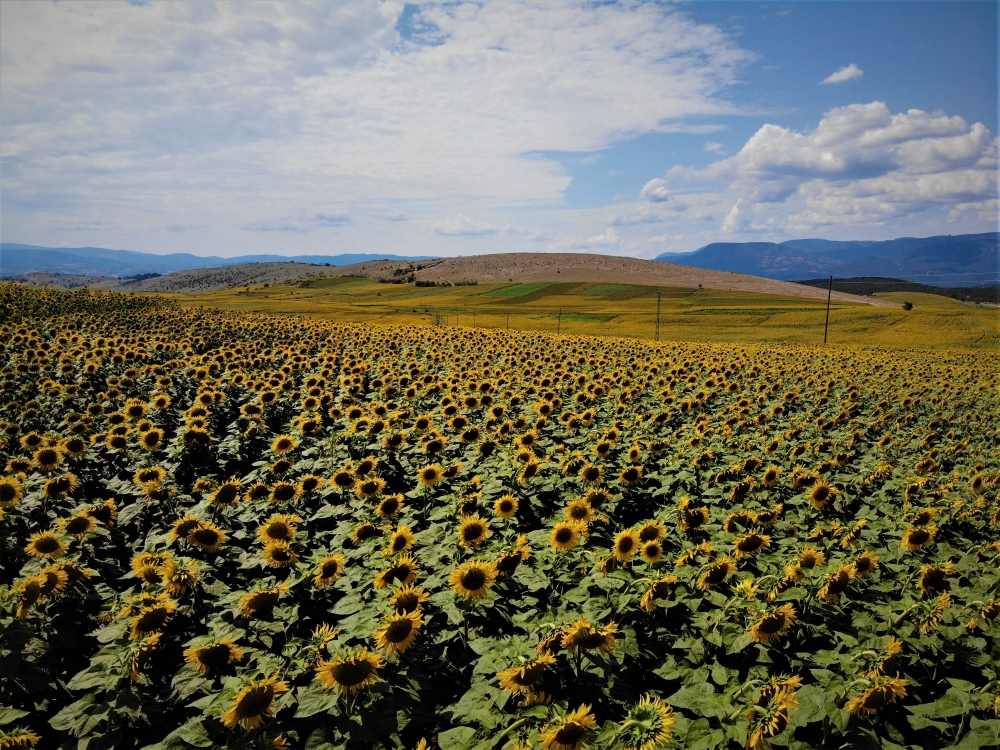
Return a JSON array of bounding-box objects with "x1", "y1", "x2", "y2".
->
[{"x1": 164, "y1": 278, "x2": 1000, "y2": 350}]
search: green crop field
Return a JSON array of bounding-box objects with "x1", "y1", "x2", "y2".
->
[{"x1": 165, "y1": 279, "x2": 1000, "y2": 351}]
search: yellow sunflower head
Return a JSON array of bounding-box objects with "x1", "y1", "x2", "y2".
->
[
  {"x1": 220, "y1": 673, "x2": 289, "y2": 729},
  {"x1": 315, "y1": 648, "x2": 383, "y2": 694},
  {"x1": 449, "y1": 560, "x2": 495, "y2": 599}
]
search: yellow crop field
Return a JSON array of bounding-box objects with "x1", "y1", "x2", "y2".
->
[
  {"x1": 166, "y1": 278, "x2": 1000, "y2": 350},
  {"x1": 2, "y1": 282, "x2": 1000, "y2": 750}
]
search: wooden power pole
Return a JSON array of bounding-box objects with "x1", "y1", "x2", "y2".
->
[{"x1": 655, "y1": 291, "x2": 661, "y2": 342}]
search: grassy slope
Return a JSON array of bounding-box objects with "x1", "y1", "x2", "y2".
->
[{"x1": 164, "y1": 279, "x2": 1000, "y2": 350}]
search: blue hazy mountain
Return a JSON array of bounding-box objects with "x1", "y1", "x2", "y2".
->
[
  {"x1": 655, "y1": 233, "x2": 998, "y2": 286},
  {"x1": 0, "y1": 244, "x2": 434, "y2": 278}
]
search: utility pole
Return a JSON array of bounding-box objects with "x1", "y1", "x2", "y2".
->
[
  {"x1": 473, "y1": 311, "x2": 476, "y2": 327},
  {"x1": 823, "y1": 275, "x2": 833, "y2": 345},
  {"x1": 506, "y1": 314, "x2": 509, "y2": 330},
  {"x1": 557, "y1": 308, "x2": 562, "y2": 335},
  {"x1": 655, "y1": 291, "x2": 661, "y2": 342}
]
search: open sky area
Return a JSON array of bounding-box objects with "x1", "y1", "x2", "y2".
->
[{"x1": 1, "y1": 0, "x2": 996, "y2": 258}]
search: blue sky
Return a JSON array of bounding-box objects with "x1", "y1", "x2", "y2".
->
[{"x1": 0, "y1": 0, "x2": 996, "y2": 258}]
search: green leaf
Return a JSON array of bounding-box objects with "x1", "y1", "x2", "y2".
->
[
  {"x1": 0, "y1": 706, "x2": 30, "y2": 725},
  {"x1": 438, "y1": 726, "x2": 477, "y2": 750},
  {"x1": 295, "y1": 681, "x2": 341, "y2": 719}
]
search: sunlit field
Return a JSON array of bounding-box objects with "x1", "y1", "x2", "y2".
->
[
  {"x1": 166, "y1": 278, "x2": 1000, "y2": 350},
  {"x1": 2, "y1": 283, "x2": 1000, "y2": 750}
]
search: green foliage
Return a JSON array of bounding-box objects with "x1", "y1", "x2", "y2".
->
[{"x1": 0, "y1": 284, "x2": 999, "y2": 749}]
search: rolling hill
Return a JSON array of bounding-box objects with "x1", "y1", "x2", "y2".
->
[
  {"x1": 655, "y1": 233, "x2": 998, "y2": 286},
  {"x1": 124, "y1": 252, "x2": 891, "y2": 306},
  {"x1": 0, "y1": 243, "x2": 432, "y2": 278}
]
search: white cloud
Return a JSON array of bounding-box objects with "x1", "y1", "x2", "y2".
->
[
  {"x1": 0, "y1": 0, "x2": 751, "y2": 255},
  {"x1": 704, "y1": 141, "x2": 725, "y2": 154},
  {"x1": 549, "y1": 226, "x2": 619, "y2": 250},
  {"x1": 821, "y1": 63, "x2": 863, "y2": 85},
  {"x1": 433, "y1": 215, "x2": 498, "y2": 236},
  {"x1": 669, "y1": 101, "x2": 998, "y2": 232},
  {"x1": 639, "y1": 178, "x2": 671, "y2": 202}
]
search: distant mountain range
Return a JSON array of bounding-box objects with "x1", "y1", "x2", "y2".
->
[
  {"x1": 0, "y1": 244, "x2": 433, "y2": 278},
  {"x1": 656, "y1": 233, "x2": 998, "y2": 287}
]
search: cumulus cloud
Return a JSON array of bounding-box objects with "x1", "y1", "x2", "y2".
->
[
  {"x1": 0, "y1": 0, "x2": 751, "y2": 253},
  {"x1": 550, "y1": 227, "x2": 619, "y2": 250},
  {"x1": 669, "y1": 101, "x2": 998, "y2": 231},
  {"x1": 433, "y1": 215, "x2": 498, "y2": 236},
  {"x1": 821, "y1": 63, "x2": 863, "y2": 85},
  {"x1": 640, "y1": 178, "x2": 671, "y2": 202}
]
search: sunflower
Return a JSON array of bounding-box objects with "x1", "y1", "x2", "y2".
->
[
  {"x1": 262, "y1": 541, "x2": 298, "y2": 568},
  {"x1": 238, "y1": 583, "x2": 289, "y2": 618},
  {"x1": 562, "y1": 499, "x2": 593, "y2": 526},
  {"x1": 561, "y1": 617, "x2": 618, "y2": 653},
  {"x1": 169, "y1": 516, "x2": 203, "y2": 542},
  {"x1": 14, "y1": 576, "x2": 44, "y2": 619},
  {"x1": 313, "y1": 553, "x2": 347, "y2": 587},
  {"x1": 457, "y1": 516, "x2": 491, "y2": 549},
  {"x1": 187, "y1": 521, "x2": 227, "y2": 552},
  {"x1": 184, "y1": 638, "x2": 245, "y2": 675},
  {"x1": 817, "y1": 565, "x2": 855, "y2": 603},
  {"x1": 449, "y1": 560, "x2": 495, "y2": 599},
  {"x1": 550, "y1": 521, "x2": 583, "y2": 551},
  {"x1": 748, "y1": 603, "x2": 796, "y2": 645},
  {"x1": 807, "y1": 480, "x2": 840, "y2": 510},
  {"x1": 852, "y1": 550, "x2": 880, "y2": 577},
  {"x1": 315, "y1": 648, "x2": 383, "y2": 694},
  {"x1": 375, "y1": 554, "x2": 420, "y2": 589},
  {"x1": 389, "y1": 584, "x2": 429, "y2": 615},
  {"x1": 0, "y1": 476, "x2": 24, "y2": 508},
  {"x1": 134, "y1": 466, "x2": 166, "y2": 487},
  {"x1": 678, "y1": 497, "x2": 709, "y2": 532},
  {"x1": 209, "y1": 481, "x2": 242, "y2": 507},
  {"x1": 620, "y1": 694, "x2": 676, "y2": 750},
  {"x1": 640, "y1": 541, "x2": 663, "y2": 564},
  {"x1": 641, "y1": 575, "x2": 679, "y2": 611},
  {"x1": 901, "y1": 526, "x2": 937, "y2": 552},
  {"x1": 540, "y1": 705, "x2": 597, "y2": 750},
  {"x1": 352, "y1": 523, "x2": 384, "y2": 546},
  {"x1": 138, "y1": 428, "x2": 164, "y2": 451},
  {"x1": 87, "y1": 498, "x2": 118, "y2": 526},
  {"x1": 697, "y1": 556, "x2": 735, "y2": 590},
  {"x1": 917, "y1": 592, "x2": 951, "y2": 634},
  {"x1": 33, "y1": 446, "x2": 63, "y2": 471},
  {"x1": 271, "y1": 435, "x2": 297, "y2": 455},
  {"x1": 24, "y1": 531, "x2": 67, "y2": 559},
  {"x1": 496, "y1": 652, "x2": 556, "y2": 695},
  {"x1": 129, "y1": 598, "x2": 178, "y2": 639},
  {"x1": 918, "y1": 562, "x2": 954, "y2": 596},
  {"x1": 612, "y1": 529, "x2": 640, "y2": 562},
  {"x1": 417, "y1": 464, "x2": 444, "y2": 486},
  {"x1": 257, "y1": 513, "x2": 302, "y2": 544},
  {"x1": 845, "y1": 676, "x2": 909, "y2": 715},
  {"x1": 331, "y1": 469, "x2": 356, "y2": 490},
  {"x1": 579, "y1": 464, "x2": 604, "y2": 485},
  {"x1": 761, "y1": 465, "x2": 782, "y2": 488},
  {"x1": 355, "y1": 476, "x2": 387, "y2": 500},
  {"x1": 493, "y1": 494, "x2": 518, "y2": 519},
  {"x1": 0, "y1": 728, "x2": 41, "y2": 748},
  {"x1": 220, "y1": 673, "x2": 289, "y2": 729},
  {"x1": 796, "y1": 545, "x2": 825, "y2": 572},
  {"x1": 374, "y1": 610, "x2": 423, "y2": 654},
  {"x1": 495, "y1": 535, "x2": 532, "y2": 576},
  {"x1": 56, "y1": 512, "x2": 96, "y2": 537},
  {"x1": 746, "y1": 683, "x2": 798, "y2": 750},
  {"x1": 37, "y1": 565, "x2": 69, "y2": 598},
  {"x1": 618, "y1": 465, "x2": 643, "y2": 486},
  {"x1": 637, "y1": 520, "x2": 666, "y2": 543},
  {"x1": 384, "y1": 525, "x2": 416, "y2": 556},
  {"x1": 733, "y1": 533, "x2": 771, "y2": 559},
  {"x1": 269, "y1": 482, "x2": 298, "y2": 504}
]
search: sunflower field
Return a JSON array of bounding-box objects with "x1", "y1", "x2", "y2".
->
[{"x1": 1, "y1": 282, "x2": 1000, "y2": 750}]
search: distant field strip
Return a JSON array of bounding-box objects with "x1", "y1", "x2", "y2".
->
[
  {"x1": 481, "y1": 283, "x2": 553, "y2": 297},
  {"x1": 164, "y1": 279, "x2": 999, "y2": 349}
]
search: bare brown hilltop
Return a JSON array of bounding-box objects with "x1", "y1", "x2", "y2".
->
[{"x1": 125, "y1": 252, "x2": 893, "y2": 306}]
